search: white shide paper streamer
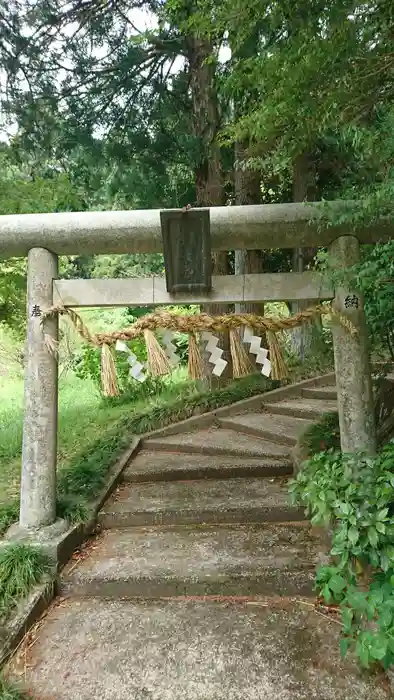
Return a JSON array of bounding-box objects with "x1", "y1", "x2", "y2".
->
[
  {"x1": 115, "y1": 339, "x2": 146, "y2": 383},
  {"x1": 161, "y1": 330, "x2": 180, "y2": 366},
  {"x1": 202, "y1": 331, "x2": 228, "y2": 377},
  {"x1": 243, "y1": 327, "x2": 272, "y2": 377}
]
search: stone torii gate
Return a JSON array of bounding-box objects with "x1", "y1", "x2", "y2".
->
[{"x1": 0, "y1": 202, "x2": 386, "y2": 537}]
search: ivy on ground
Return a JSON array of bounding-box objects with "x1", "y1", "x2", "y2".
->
[{"x1": 289, "y1": 443, "x2": 394, "y2": 669}]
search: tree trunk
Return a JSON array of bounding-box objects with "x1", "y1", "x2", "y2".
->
[
  {"x1": 231, "y1": 28, "x2": 265, "y2": 367},
  {"x1": 234, "y1": 141, "x2": 263, "y2": 315},
  {"x1": 187, "y1": 34, "x2": 232, "y2": 384},
  {"x1": 290, "y1": 152, "x2": 318, "y2": 361},
  {"x1": 233, "y1": 141, "x2": 265, "y2": 369}
]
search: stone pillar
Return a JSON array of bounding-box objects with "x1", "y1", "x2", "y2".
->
[
  {"x1": 329, "y1": 235, "x2": 376, "y2": 454},
  {"x1": 20, "y1": 248, "x2": 58, "y2": 529}
]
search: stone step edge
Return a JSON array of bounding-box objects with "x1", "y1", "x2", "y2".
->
[
  {"x1": 123, "y1": 458, "x2": 293, "y2": 483},
  {"x1": 60, "y1": 569, "x2": 316, "y2": 599},
  {"x1": 98, "y1": 505, "x2": 306, "y2": 529},
  {"x1": 93, "y1": 519, "x2": 313, "y2": 535},
  {"x1": 217, "y1": 416, "x2": 305, "y2": 447},
  {"x1": 138, "y1": 435, "x2": 292, "y2": 458},
  {"x1": 262, "y1": 400, "x2": 338, "y2": 420},
  {"x1": 301, "y1": 387, "x2": 337, "y2": 400}
]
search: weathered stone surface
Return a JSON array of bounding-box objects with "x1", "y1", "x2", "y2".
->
[
  {"x1": 20, "y1": 247, "x2": 58, "y2": 529},
  {"x1": 3, "y1": 519, "x2": 68, "y2": 562},
  {"x1": 11, "y1": 362, "x2": 380, "y2": 697},
  {"x1": 54, "y1": 271, "x2": 334, "y2": 307},
  {"x1": 301, "y1": 385, "x2": 337, "y2": 401},
  {"x1": 265, "y1": 398, "x2": 338, "y2": 420},
  {"x1": 218, "y1": 413, "x2": 312, "y2": 446},
  {"x1": 7, "y1": 598, "x2": 389, "y2": 700},
  {"x1": 143, "y1": 428, "x2": 291, "y2": 458},
  {"x1": 62, "y1": 523, "x2": 322, "y2": 598},
  {"x1": 123, "y1": 451, "x2": 292, "y2": 483},
  {"x1": 99, "y1": 477, "x2": 303, "y2": 528},
  {"x1": 2, "y1": 201, "x2": 393, "y2": 257},
  {"x1": 330, "y1": 235, "x2": 376, "y2": 454}
]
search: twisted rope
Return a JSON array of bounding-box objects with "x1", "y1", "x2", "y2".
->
[{"x1": 42, "y1": 303, "x2": 356, "y2": 347}]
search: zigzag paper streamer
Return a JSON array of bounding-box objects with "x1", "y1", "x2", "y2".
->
[
  {"x1": 243, "y1": 328, "x2": 272, "y2": 377},
  {"x1": 115, "y1": 339, "x2": 146, "y2": 383},
  {"x1": 202, "y1": 331, "x2": 228, "y2": 377},
  {"x1": 161, "y1": 330, "x2": 180, "y2": 366}
]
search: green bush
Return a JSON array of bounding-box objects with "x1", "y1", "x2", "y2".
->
[
  {"x1": 301, "y1": 411, "x2": 340, "y2": 454},
  {"x1": 299, "y1": 375, "x2": 394, "y2": 459},
  {"x1": 72, "y1": 341, "x2": 162, "y2": 399},
  {"x1": 289, "y1": 443, "x2": 394, "y2": 669},
  {"x1": 318, "y1": 240, "x2": 394, "y2": 360}
]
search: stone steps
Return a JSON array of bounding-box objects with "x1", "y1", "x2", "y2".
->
[
  {"x1": 264, "y1": 397, "x2": 338, "y2": 420},
  {"x1": 99, "y1": 477, "x2": 304, "y2": 529},
  {"x1": 143, "y1": 428, "x2": 291, "y2": 458},
  {"x1": 9, "y1": 377, "x2": 388, "y2": 700},
  {"x1": 218, "y1": 412, "x2": 312, "y2": 446},
  {"x1": 123, "y1": 451, "x2": 293, "y2": 483},
  {"x1": 11, "y1": 597, "x2": 387, "y2": 700},
  {"x1": 301, "y1": 385, "x2": 337, "y2": 401},
  {"x1": 61, "y1": 523, "x2": 320, "y2": 598}
]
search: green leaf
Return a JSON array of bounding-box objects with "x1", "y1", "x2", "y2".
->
[
  {"x1": 370, "y1": 635, "x2": 388, "y2": 661},
  {"x1": 340, "y1": 637, "x2": 351, "y2": 658},
  {"x1": 329, "y1": 574, "x2": 347, "y2": 595},
  {"x1": 347, "y1": 589, "x2": 367, "y2": 610},
  {"x1": 380, "y1": 554, "x2": 390, "y2": 572},
  {"x1": 341, "y1": 607, "x2": 354, "y2": 632},
  {"x1": 377, "y1": 508, "x2": 389, "y2": 521},
  {"x1": 379, "y1": 608, "x2": 392, "y2": 628},
  {"x1": 356, "y1": 639, "x2": 371, "y2": 668},
  {"x1": 376, "y1": 522, "x2": 386, "y2": 534},
  {"x1": 368, "y1": 527, "x2": 379, "y2": 548},
  {"x1": 348, "y1": 527, "x2": 359, "y2": 546},
  {"x1": 322, "y1": 584, "x2": 333, "y2": 604},
  {"x1": 338, "y1": 502, "x2": 350, "y2": 515}
]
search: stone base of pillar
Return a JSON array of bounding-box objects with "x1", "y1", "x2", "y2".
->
[{"x1": 1, "y1": 519, "x2": 70, "y2": 565}]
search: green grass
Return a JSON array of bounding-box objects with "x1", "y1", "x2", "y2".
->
[
  {"x1": 0, "y1": 366, "x2": 273, "y2": 632},
  {"x1": 0, "y1": 675, "x2": 29, "y2": 700},
  {"x1": 0, "y1": 544, "x2": 52, "y2": 621},
  {"x1": 0, "y1": 364, "x2": 274, "y2": 534},
  {"x1": 0, "y1": 368, "x2": 189, "y2": 505}
]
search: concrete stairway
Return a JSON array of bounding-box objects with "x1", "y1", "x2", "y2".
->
[{"x1": 9, "y1": 378, "x2": 389, "y2": 700}]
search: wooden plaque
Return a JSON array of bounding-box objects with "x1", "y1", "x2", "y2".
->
[{"x1": 160, "y1": 209, "x2": 212, "y2": 294}]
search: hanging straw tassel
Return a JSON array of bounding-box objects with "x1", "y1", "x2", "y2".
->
[
  {"x1": 101, "y1": 343, "x2": 120, "y2": 397},
  {"x1": 143, "y1": 329, "x2": 172, "y2": 376},
  {"x1": 43, "y1": 333, "x2": 59, "y2": 358},
  {"x1": 187, "y1": 332, "x2": 205, "y2": 380},
  {"x1": 229, "y1": 327, "x2": 253, "y2": 378},
  {"x1": 267, "y1": 331, "x2": 288, "y2": 381}
]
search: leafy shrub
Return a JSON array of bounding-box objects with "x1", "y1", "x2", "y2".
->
[
  {"x1": 301, "y1": 411, "x2": 340, "y2": 454},
  {"x1": 125, "y1": 304, "x2": 197, "y2": 366},
  {"x1": 72, "y1": 340, "x2": 162, "y2": 399},
  {"x1": 289, "y1": 443, "x2": 394, "y2": 669},
  {"x1": 300, "y1": 374, "x2": 394, "y2": 458},
  {"x1": 317, "y1": 240, "x2": 394, "y2": 360}
]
